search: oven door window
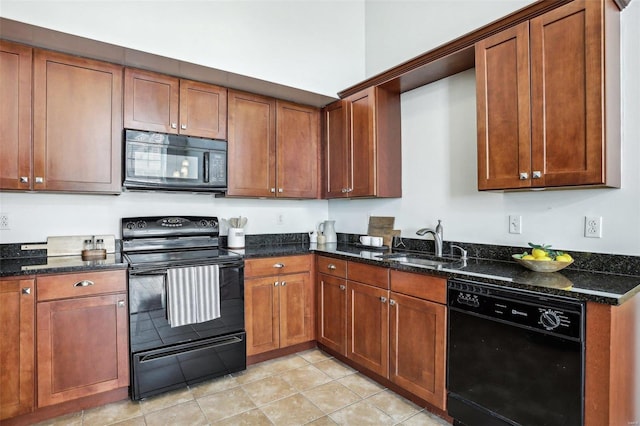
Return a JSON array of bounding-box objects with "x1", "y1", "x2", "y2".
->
[
  {"x1": 448, "y1": 310, "x2": 583, "y2": 426},
  {"x1": 126, "y1": 141, "x2": 204, "y2": 183}
]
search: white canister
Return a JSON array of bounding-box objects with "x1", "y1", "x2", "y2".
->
[{"x1": 228, "y1": 228, "x2": 245, "y2": 248}]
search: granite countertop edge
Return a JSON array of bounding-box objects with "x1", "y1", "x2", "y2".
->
[
  {"x1": 234, "y1": 243, "x2": 640, "y2": 306},
  {"x1": 0, "y1": 255, "x2": 128, "y2": 278}
]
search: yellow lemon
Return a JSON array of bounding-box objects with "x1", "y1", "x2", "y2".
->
[
  {"x1": 522, "y1": 255, "x2": 535, "y2": 260},
  {"x1": 532, "y1": 248, "x2": 547, "y2": 259},
  {"x1": 555, "y1": 254, "x2": 572, "y2": 263},
  {"x1": 535, "y1": 256, "x2": 552, "y2": 261}
]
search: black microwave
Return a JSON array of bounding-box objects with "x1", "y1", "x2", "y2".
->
[{"x1": 123, "y1": 130, "x2": 227, "y2": 193}]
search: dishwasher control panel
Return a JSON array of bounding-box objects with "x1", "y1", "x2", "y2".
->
[{"x1": 448, "y1": 279, "x2": 583, "y2": 340}]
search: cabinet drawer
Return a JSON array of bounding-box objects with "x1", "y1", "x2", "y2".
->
[
  {"x1": 245, "y1": 255, "x2": 312, "y2": 278},
  {"x1": 390, "y1": 270, "x2": 446, "y2": 304},
  {"x1": 37, "y1": 269, "x2": 126, "y2": 301},
  {"x1": 317, "y1": 256, "x2": 347, "y2": 278},
  {"x1": 347, "y1": 261, "x2": 389, "y2": 289}
]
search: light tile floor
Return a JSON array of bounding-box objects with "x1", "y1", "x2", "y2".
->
[{"x1": 35, "y1": 349, "x2": 451, "y2": 426}]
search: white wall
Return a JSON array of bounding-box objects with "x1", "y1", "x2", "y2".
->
[
  {"x1": 330, "y1": 0, "x2": 640, "y2": 256},
  {"x1": 0, "y1": 0, "x2": 365, "y2": 97}
]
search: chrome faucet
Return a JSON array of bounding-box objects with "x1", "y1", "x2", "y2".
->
[{"x1": 416, "y1": 228, "x2": 443, "y2": 257}]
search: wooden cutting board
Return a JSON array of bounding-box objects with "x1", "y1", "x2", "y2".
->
[{"x1": 368, "y1": 217, "x2": 396, "y2": 246}]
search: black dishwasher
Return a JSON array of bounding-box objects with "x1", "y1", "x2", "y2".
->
[{"x1": 447, "y1": 279, "x2": 584, "y2": 426}]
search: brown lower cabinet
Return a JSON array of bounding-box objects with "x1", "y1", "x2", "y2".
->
[
  {"x1": 316, "y1": 257, "x2": 447, "y2": 411},
  {"x1": 0, "y1": 277, "x2": 35, "y2": 420},
  {"x1": 36, "y1": 270, "x2": 129, "y2": 408},
  {"x1": 245, "y1": 255, "x2": 315, "y2": 356}
]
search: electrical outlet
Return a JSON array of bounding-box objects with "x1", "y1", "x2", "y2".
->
[
  {"x1": 276, "y1": 213, "x2": 284, "y2": 226},
  {"x1": 0, "y1": 213, "x2": 9, "y2": 230},
  {"x1": 509, "y1": 215, "x2": 522, "y2": 234},
  {"x1": 584, "y1": 216, "x2": 602, "y2": 238}
]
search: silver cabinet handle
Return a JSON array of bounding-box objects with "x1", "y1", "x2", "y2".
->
[
  {"x1": 281, "y1": 281, "x2": 286, "y2": 286},
  {"x1": 74, "y1": 280, "x2": 94, "y2": 287},
  {"x1": 273, "y1": 263, "x2": 284, "y2": 268},
  {"x1": 339, "y1": 284, "x2": 346, "y2": 291},
  {"x1": 22, "y1": 287, "x2": 31, "y2": 295},
  {"x1": 327, "y1": 264, "x2": 337, "y2": 270},
  {"x1": 532, "y1": 171, "x2": 542, "y2": 179},
  {"x1": 181, "y1": 124, "x2": 187, "y2": 130},
  {"x1": 20, "y1": 176, "x2": 29, "y2": 183},
  {"x1": 35, "y1": 177, "x2": 44, "y2": 184},
  {"x1": 519, "y1": 172, "x2": 528, "y2": 180},
  {"x1": 389, "y1": 299, "x2": 396, "y2": 306},
  {"x1": 380, "y1": 296, "x2": 387, "y2": 303},
  {"x1": 171, "y1": 123, "x2": 177, "y2": 129},
  {"x1": 117, "y1": 300, "x2": 125, "y2": 308},
  {"x1": 270, "y1": 188, "x2": 276, "y2": 193},
  {"x1": 274, "y1": 281, "x2": 280, "y2": 286}
]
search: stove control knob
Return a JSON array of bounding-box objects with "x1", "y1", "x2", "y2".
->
[
  {"x1": 136, "y1": 221, "x2": 147, "y2": 229},
  {"x1": 125, "y1": 222, "x2": 136, "y2": 230},
  {"x1": 540, "y1": 310, "x2": 562, "y2": 330},
  {"x1": 199, "y1": 220, "x2": 209, "y2": 227}
]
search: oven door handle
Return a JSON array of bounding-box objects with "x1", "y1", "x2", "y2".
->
[
  {"x1": 138, "y1": 335, "x2": 244, "y2": 363},
  {"x1": 130, "y1": 260, "x2": 244, "y2": 276}
]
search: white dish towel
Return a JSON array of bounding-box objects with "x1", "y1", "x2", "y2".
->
[{"x1": 166, "y1": 264, "x2": 221, "y2": 327}]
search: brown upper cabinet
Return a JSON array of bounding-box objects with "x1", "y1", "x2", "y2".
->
[
  {"x1": 0, "y1": 40, "x2": 32, "y2": 191},
  {"x1": 476, "y1": 0, "x2": 620, "y2": 190},
  {"x1": 227, "y1": 90, "x2": 320, "y2": 198},
  {"x1": 32, "y1": 49, "x2": 123, "y2": 193},
  {"x1": 322, "y1": 86, "x2": 402, "y2": 198},
  {"x1": 124, "y1": 68, "x2": 227, "y2": 140}
]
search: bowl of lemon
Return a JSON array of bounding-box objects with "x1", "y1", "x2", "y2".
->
[{"x1": 512, "y1": 243, "x2": 573, "y2": 273}]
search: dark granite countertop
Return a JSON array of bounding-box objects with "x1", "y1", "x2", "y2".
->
[
  {"x1": 0, "y1": 253, "x2": 127, "y2": 277},
  {"x1": 231, "y1": 242, "x2": 640, "y2": 306}
]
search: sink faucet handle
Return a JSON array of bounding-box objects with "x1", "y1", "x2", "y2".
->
[{"x1": 450, "y1": 244, "x2": 468, "y2": 260}]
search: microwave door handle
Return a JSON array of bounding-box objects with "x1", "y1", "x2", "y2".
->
[{"x1": 203, "y1": 151, "x2": 210, "y2": 183}]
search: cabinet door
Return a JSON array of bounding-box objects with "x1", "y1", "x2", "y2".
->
[
  {"x1": 347, "y1": 88, "x2": 375, "y2": 197},
  {"x1": 33, "y1": 50, "x2": 122, "y2": 193},
  {"x1": 124, "y1": 68, "x2": 179, "y2": 133},
  {"x1": 0, "y1": 41, "x2": 32, "y2": 190},
  {"x1": 476, "y1": 22, "x2": 532, "y2": 190},
  {"x1": 37, "y1": 293, "x2": 128, "y2": 407},
  {"x1": 317, "y1": 274, "x2": 347, "y2": 356},
  {"x1": 276, "y1": 101, "x2": 320, "y2": 198},
  {"x1": 279, "y1": 272, "x2": 314, "y2": 347},
  {"x1": 245, "y1": 276, "x2": 280, "y2": 356},
  {"x1": 389, "y1": 292, "x2": 447, "y2": 410},
  {"x1": 227, "y1": 90, "x2": 276, "y2": 197},
  {"x1": 0, "y1": 278, "x2": 35, "y2": 420},
  {"x1": 347, "y1": 281, "x2": 389, "y2": 377},
  {"x1": 530, "y1": 0, "x2": 606, "y2": 187},
  {"x1": 179, "y1": 79, "x2": 227, "y2": 139},
  {"x1": 322, "y1": 100, "x2": 349, "y2": 198}
]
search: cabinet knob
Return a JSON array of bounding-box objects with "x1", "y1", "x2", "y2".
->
[
  {"x1": 278, "y1": 188, "x2": 283, "y2": 193},
  {"x1": 341, "y1": 188, "x2": 348, "y2": 193},
  {"x1": 519, "y1": 172, "x2": 529, "y2": 180},
  {"x1": 274, "y1": 281, "x2": 280, "y2": 286},
  {"x1": 21, "y1": 287, "x2": 31, "y2": 295},
  {"x1": 20, "y1": 176, "x2": 29, "y2": 183},
  {"x1": 281, "y1": 281, "x2": 286, "y2": 286},
  {"x1": 532, "y1": 171, "x2": 542, "y2": 179},
  {"x1": 389, "y1": 299, "x2": 396, "y2": 306},
  {"x1": 117, "y1": 300, "x2": 125, "y2": 308},
  {"x1": 181, "y1": 124, "x2": 187, "y2": 130},
  {"x1": 380, "y1": 296, "x2": 387, "y2": 303},
  {"x1": 347, "y1": 188, "x2": 353, "y2": 193},
  {"x1": 273, "y1": 263, "x2": 284, "y2": 268},
  {"x1": 327, "y1": 264, "x2": 337, "y2": 270},
  {"x1": 339, "y1": 284, "x2": 346, "y2": 291},
  {"x1": 35, "y1": 176, "x2": 44, "y2": 184},
  {"x1": 270, "y1": 188, "x2": 276, "y2": 193},
  {"x1": 171, "y1": 123, "x2": 177, "y2": 129},
  {"x1": 74, "y1": 280, "x2": 94, "y2": 287}
]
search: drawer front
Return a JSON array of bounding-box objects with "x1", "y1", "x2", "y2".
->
[
  {"x1": 245, "y1": 255, "x2": 312, "y2": 278},
  {"x1": 390, "y1": 270, "x2": 446, "y2": 304},
  {"x1": 37, "y1": 269, "x2": 127, "y2": 301},
  {"x1": 316, "y1": 256, "x2": 347, "y2": 278},
  {"x1": 347, "y1": 261, "x2": 389, "y2": 289}
]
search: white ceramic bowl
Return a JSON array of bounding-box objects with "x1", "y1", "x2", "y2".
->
[{"x1": 512, "y1": 255, "x2": 573, "y2": 273}]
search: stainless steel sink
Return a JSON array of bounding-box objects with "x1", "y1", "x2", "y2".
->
[{"x1": 375, "y1": 253, "x2": 456, "y2": 268}]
